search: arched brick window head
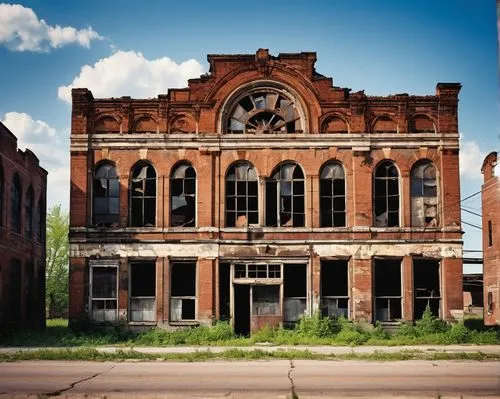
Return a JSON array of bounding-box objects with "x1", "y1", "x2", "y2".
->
[
  {"x1": 93, "y1": 163, "x2": 119, "y2": 227},
  {"x1": 130, "y1": 163, "x2": 156, "y2": 227},
  {"x1": 266, "y1": 163, "x2": 305, "y2": 227},
  {"x1": 320, "y1": 163, "x2": 346, "y2": 227},
  {"x1": 226, "y1": 162, "x2": 258, "y2": 227},
  {"x1": 411, "y1": 161, "x2": 438, "y2": 227},
  {"x1": 374, "y1": 161, "x2": 399, "y2": 227},
  {"x1": 170, "y1": 163, "x2": 196, "y2": 227}
]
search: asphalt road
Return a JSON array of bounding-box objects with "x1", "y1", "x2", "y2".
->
[{"x1": 1, "y1": 360, "x2": 499, "y2": 398}]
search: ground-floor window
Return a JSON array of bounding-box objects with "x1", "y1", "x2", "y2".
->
[
  {"x1": 374, "y1": 259, "x2": 402, "y2": 322},
  {"x1": 90, "y1": 263, "x2": 118, "y2": 322},
  {"x1": 413, "y1": 259, "x2": 441, "y2": 319},
  {"x1": 283, "y1": 263, "x2": 307, "y2": 325},
  {"x1": 320, "y1": 260, "x2": 349, "y2": 318},
  {"x1": 129, "y1": 261, "x2": 156, "y2": 322},
  {"x1": 170, "y1": 261, "x2": 196, "y2": 322}
]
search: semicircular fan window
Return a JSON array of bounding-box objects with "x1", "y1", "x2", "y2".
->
[{"x1": 227, "y1": 89, "x2": 302, "y2": 134}]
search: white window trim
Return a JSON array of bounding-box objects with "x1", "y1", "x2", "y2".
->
[{"x1": 89, "y1": 260, "x2": 119, "y2": 323}]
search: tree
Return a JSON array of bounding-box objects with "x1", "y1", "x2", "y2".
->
[{"x1": 46, "y1": 205, "x2": 69, "y2": 318}]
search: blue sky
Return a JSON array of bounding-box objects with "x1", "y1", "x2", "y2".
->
[{"x1": 0, "y1": 1, "x2": 498, "y2": 272}]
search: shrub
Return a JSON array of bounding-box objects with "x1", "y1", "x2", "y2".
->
[
  {"x1": 414, "y1": 305, "x2": 449, "y2": 335},
  {"x1": 295, "y1": 312, "x2": 339, "y2": 338}
]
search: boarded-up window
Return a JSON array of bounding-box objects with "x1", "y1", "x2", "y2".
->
[
  {"x1": 372, "y1": 115, "x2": 397, "y2": 133},
  {"x1": 266, "y1": 162, "x2": 305, "y2": 227},
  {"x1": 321, "y1": 116, "x2": 348, "y2": 133},
  {"x1": 226, "y1": 162, "x2": 258, "y2": 227},
  {"x1": 411, "y1": 161, "x2": 437, "y2": 227},
  {"x1": 130, "y1": 163, "x2": 156, "y2": 227},
  {"x1": 409, "y1": 115, "x2": 435, "y2": 133},
  {"x1": 170, "y1": 261, "x2": 196, "y2": 321},
  {"x1": 170, "y1": 163, "x2": 196, "y2": 227},
  {"x1": 374, "y1": 161, "x2": 399, "y2": 227},
  {"x1": 93, "y1": 163, "x2": 119, "y2": 227},
  {"x1": 94, "y1": 116, "x2": 120, "y2": 133},
  {"x1": 320, "y1": 162, "x2": 346, "y2": 227}
]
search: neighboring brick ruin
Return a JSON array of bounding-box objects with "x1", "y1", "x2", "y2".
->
[
  {"x1": 0, "y1": 122, "x2": 47, "y2": 329},
  {"x1": 69, "y1": 49, "x2": 463, "y2": 333},
  {"x1": 481, "y1": 151, "x2": 500, "y2": 325}
]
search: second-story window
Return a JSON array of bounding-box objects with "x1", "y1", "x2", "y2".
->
[
  {"x1": 374, "y1": 161, "x2": 399, "y2": 227},
  {"x1": 130, "y1": 162, "x2": 156, "y2": 227},
  {"x1": 226, "y1": 162, "x2": 258, "y2": 227},
  {"x1": 320, "y1": 162, "x2": 346, "y2": 227},
  {"x1": 92, "y1": 163, "x2": 119, "y2": 227},
  {"x1": 170, "y1": 162, "x2": 196, "y2": 227},
  {"x1": 25, "y1": 186, "x2": 34, "y2": 238},
  {"x1": 411, "y1": 161, "x2": 438, "y2": 227},
  {"x1": 11, "y1": 173, "x2": 21, "y2": 233},
  {"x1": 266, "y1": 162, "x2": 305, "y2": 227}
]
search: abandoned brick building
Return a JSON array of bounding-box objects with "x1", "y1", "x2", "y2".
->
[
  {"x1": 0, "y1": 122, "x2": 47, "y2": 329},
  {"x1": 481, "y1": 152, "x2": 499, "y2": 326},
  {"x1": 69, "y1": 49, "x2": 463, "y2": 334}
]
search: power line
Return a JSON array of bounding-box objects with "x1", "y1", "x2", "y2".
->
[
  {"x1": 461, "y1": 208, "x2": 482, "y2": 218},
  {"x1": 462, "y1": 220, "x2": 482, "y2": 230}
]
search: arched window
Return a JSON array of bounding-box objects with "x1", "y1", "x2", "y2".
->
[
  {"x1": 92, "y1": 163, "x2": 119, "y2": 227},
  {"x1": 130, "y1": 162, "x2": 156, "y2": 227},
  {"x1": 320, "y1": 162, "x2": 346, "y2": 227},
  {"x1": 226, "y1": 162, "x2": 258, "y2": 227},
  {"x1": 266, "y1": 162, "x2": 305, "y2": 227},
  {"x1": 11, "y1": 173, "x2": 21, "y2": 233},
  {"x1": 411, "y1": 161, "x2": 438, "y2": 227},
  {"x1": 374, "y1": 161, "x2": 399, "y2": 227},
  {"x1": 25, "y1": 186, "x2": 34, "y2": 238},
  {"x1": 0, "y1": 160, "x2": 3, "y2": 226},
  {"x1": 170, "y1": 163, "x2": 196, "y2": 227},
  {"x1": 36, "y1": 196, "x2": 44, "y2": 242}
]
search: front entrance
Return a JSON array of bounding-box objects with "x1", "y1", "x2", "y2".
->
[{"x1": 234, "y1": 284, "x2": 250, "y2": 336}]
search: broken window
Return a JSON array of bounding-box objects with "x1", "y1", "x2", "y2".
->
[
  {"x1": 36, "y1": 197, "x2": 44, "y2": 242},
  {"x1": 374, "y1": 161, "x2": 399, "y2": 227},
  {"x1": 90, "y1": 264, "x2": 118, "y2": 322},
  {"x1": 321, "y1": 260, "x2": 349, "y2": 318},
  {"x1": 252, "y1": 285, "x2": 280, "y2": 316},
  {"x1": 266, "y1": 162, "x2": 305, "y2": 227},
  {"x1": 374, "y1": 259, "x2": 402, "y2": 322},
  {"x1": 226, "y1": 162, "x2": 259, "y2": 227},
  {"x1": 320, "y1": 162, "x2": 346, "y2": 227},
  {"x1": 129, "y1": 261, "x2": 156, "y2": 322},
  {"x1": 170, "y1": 261, "x2": 196, "y2": 321},
  {"x1": 234, "y1": 263, "x2": 281, "y2": 280},
  {"x1": 130, "y1": 162, "x2": 156, "y2": 227},
  {"x1": 24, "y1": 186, "x2": 34, "y2": 238},
  {"x1": 284, "y1": 264, "x2": 307, "y2": 325},
  {"x1": 413, "y1": 259, "x2": 440, "y2": 319},
  {"x1": 11, "y1": 173, "x2": 21, "y2": 233},
  {"x1": 227, "y1": 88, "x2": 302, "y2": 134},
  {"x1": 170, "y1": 163, "x2": 196, "y2": 227},
  {"x1": 411, "y1": 161, "x2": 438, "y2": 227},
  {"x1": 92, "y1": 163, "x2": 119, "y2": 227}
]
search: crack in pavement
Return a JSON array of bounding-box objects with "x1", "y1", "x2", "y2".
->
[{"x1": 40, "y1": 364, "x2": 115, "y2": 397}]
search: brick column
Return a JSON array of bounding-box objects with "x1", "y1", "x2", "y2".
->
[
  {"x1": 402, "y1": 256, "x2": 414, "y2": 321},
  {"x1": 198, "y1": 258, "x2": 214, "y2": 324},
  {"x1": 352, "y1": 258, "x2": 372, "y2": 322},
  {"x1": 68, "y1": 257, "x2": 87, "y2": 328},
  {"x1": 441, "y1": 257, "x2": 463, "y2": 320},
  {"x1": 352, "y1": 151, "x2": 372, "y2": 227},
  {"x1": 118, "y1": 258, "x2": 128, "y2": 323}
]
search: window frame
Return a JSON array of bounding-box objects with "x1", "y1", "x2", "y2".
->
[
  {"x1": 92, "y1": 162, "x2": 120, "y2": 227},
  {"x1": 225, "y1": 161, "x2": 259, "y2": 227},
  {"x1": 373, "y1": 161, "x2": 400, "y2": 227},
  {"x1": 170, "y1": 162, "x2": 197, "y2": 227},
  {"x1": 410, "y1": 161, "x2": 438, "y2": 227},
  {"x1": 319, "y1": 162, "x2": 346, "y2": 227},
  {"x1": 169, "y1": 260, "x2": 197, "y2": 323},
  {"x1": 129, "y1": 260, "x2": 157, "y2": 323},
  {"x1": 89, "y1": 261, "x2": 119, "y2": 323},
  {"x1": 129, "y1": 162, "x2": 157, "y2": 227}
]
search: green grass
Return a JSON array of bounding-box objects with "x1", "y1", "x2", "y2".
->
[{"x1": 1, "y1": 308, "x2": 499, "y2": 348}]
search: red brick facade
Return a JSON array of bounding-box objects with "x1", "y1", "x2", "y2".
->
[
  {"x1": 0, "y1": 122, "x2": 47, "y2": 329},
  {"x1": 481, "y1": 152, "x2": 500, "y2": 325},
  {"x1": 69, "y1": 49, "x2": 463, "y2": 332}
]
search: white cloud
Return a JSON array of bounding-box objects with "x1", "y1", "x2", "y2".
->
[
  {"x1": 58, "y1": 50, "x2": 206, "y2": 102},
  {"x1": 459, "y1": 135, "x2": 487, "y2": 180},
  {"x1": 0, "y1": 3, "x2": 102, "y2": 52},
  {"x1": 1, "y1": 112, "x2": 69, "y2": 210}
]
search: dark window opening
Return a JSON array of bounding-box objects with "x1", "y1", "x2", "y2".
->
[
  {"x1": 130, "y1": 163, "x2": 156, "y2": 227},
  {"x1": 8, "y1": 258, "x2": 22, "y2": 324},
  {"x1": 218, "y1": 263, "x2": 230, "y2": 321},
  {"x1": 11, "y1": 173, "x2": 21, "y2": 233},
  {"x1": 413, "y1": 259, "x2": 440, "y2": 319},
  {"x1": 170, "y1": 163, "x2": 196, "y2": 227},
  {"x1": 24, "y1": 186, "x2": 34, "y2": 238},
  {"x1": 487, "y1": 292, "x2": 493, "y2": 314},
  {"x1": 488, "y1": 221, "x2": 493, "y2": 247},
  {"x1": 374, "y1": 161, "x2": 399, "y2": 227},
  {"x1": 252, "y1": 285, "x2": 280, "y2": 316},
  {"x1": 265, "y1": 163, "x2": 305, "y2": 227},
  {"x1": 91, "y1": 266, "x2": 118, "y2": 322},
  {"x1": 130, "y1": 261, "x2": 156, "y2": 322},
  {"x1": 284, "y1": 264, "x2": 307, "y2": 325},
  {"x1": 374, "y1": 259, "x2": 402, "y2": 322},
  {"x1": 411, "y1": 162, "x2": 438, "y2": 227},
  {"x1": 93, "y1": 163, "x2": 119, "y2": 227},
  {"x1": 321, "y1": 260, "x2": 349, "y2": 318},
  {"x1": 226, "y1": 162, "x2": 258, "y2": 227},
  {"x1": 170, "y1": 261, "x2": 196, "y2": 321},
  {"x1": 320, "y1": 163, "x2": 346, "y2": 227}
]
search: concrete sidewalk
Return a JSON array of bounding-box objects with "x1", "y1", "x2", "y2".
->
[{"x1": 1, "y1": 344, "x2": 499, "y2": 354}]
